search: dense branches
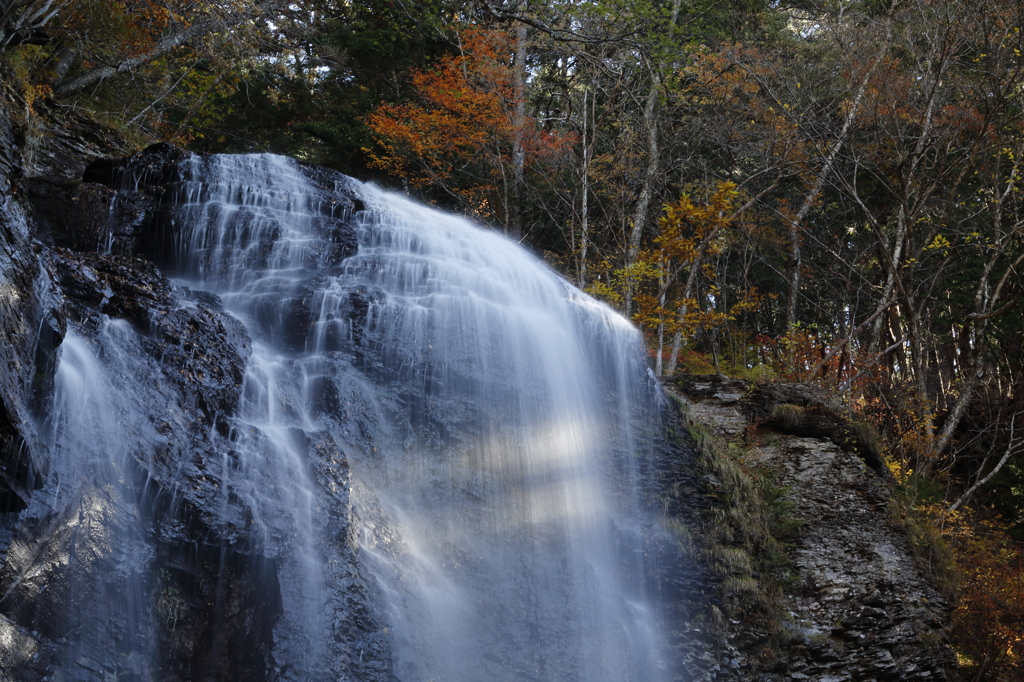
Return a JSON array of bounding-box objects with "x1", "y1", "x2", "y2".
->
[{"x1": 0, "y1": 0, "x2": 298, "y2": 141}]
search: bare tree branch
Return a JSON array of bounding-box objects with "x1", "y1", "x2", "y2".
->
[
  {"x1": 0, "y1": 0, "x2": 59, "y2": 48},
  {"x1": 949, "y1": 414, "x2": 1021, "y2": 512},
  {"x1": 52, "y1": 19, "x2": 226, "y2": 99}
]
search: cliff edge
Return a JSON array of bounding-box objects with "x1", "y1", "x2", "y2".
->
[{"x1": 666, "y1": 374, "x2": 956, "y2": 681}]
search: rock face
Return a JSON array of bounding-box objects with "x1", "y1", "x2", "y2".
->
[
  {"x1": 0, "y1": 77, "x2": 47, "y2": 519},
  {"x1": 1, "y1": 131, "x2": 685, "y2": 682},
  {"x1": 0, "y1": 146, "x2": 284, "y2": 679},
  {"x1": 0, "y1": 82, "x2": 389, "y2": 681},
  {"x1": 668, "y1": 374, "x2": 955, "y2": 681},
  {"x1": 21, "y1": 98, "x2": 132, "y2": 183}
]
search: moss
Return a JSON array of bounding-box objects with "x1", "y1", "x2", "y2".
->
[
  {"x1": 730, "y1": 363, "x2": 779, "y2": 385},
  {"x1": 668, "y1": 389, "x2": 795, "y2": 661},
  {"x1": 711, "y1": 546, "x2": 753, "y2": 575},
  {"x1": 850, "y1": 419, "x2": 881, "y2": 460},
  {"x1": 888, "y1": 489, "x2": 960, "y2": 597},
  {"x1": 663, "y1": 517, "x2": 696, "y2": 560}
]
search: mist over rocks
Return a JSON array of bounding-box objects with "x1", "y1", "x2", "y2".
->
[
  {"x1": 1, "y1": 127, "x2": 390, "y2": 677},
  {"x1": 0, "y1": 132, "x2": 670, "y2": 680}
]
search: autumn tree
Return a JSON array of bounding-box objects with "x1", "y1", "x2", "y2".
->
[
  {"x1": 184, "y1": 0, "x2": 467, "y2": 174},
  {"x1": 364, "y1": 26, "x2": 574, "y2": 233}
]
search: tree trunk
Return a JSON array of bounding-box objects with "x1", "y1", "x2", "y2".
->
[
  {"x1": 622, "y1": 0, "x2": 681, "y2": 318},
  {"x1": 783, "y1": 33, "x2": 889, "y2": 327},
  {"x1": 949, "y1": 415, "x2": 1019, "y2": 512},
  {"x1": 53, "y1": 19, "x2": 223, "y2": 99},
  {"x1": 578, "y1": 85, "x2": 592, "y2": 287},
  {"x1": 624, "y1": 74, "x2": 659, "y2": 318},
  {"x1": 665, "y1": 247, "x2": 705, "y2": 376},
  {"x1": 509, "y1": 18, "x2": 528, "y2": 239}
]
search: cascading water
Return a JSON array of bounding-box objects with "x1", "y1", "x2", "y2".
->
[
  {"x1": 172, "y1": 154, "x2": 337, "y2": 678},
  {"x1": 31, "y1": 151, "x2": 672, "y2": 679},
  {"x1": 38, "y1": 323, "x2": 155, "y2": 678},
  {"x1": 327, "y1": 187, "x2": 668, "y2": 682}
]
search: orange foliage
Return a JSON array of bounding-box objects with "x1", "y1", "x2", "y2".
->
[
  {"x1": 682, "y1": 45, "x2": 810, "y2": 171},
  {"x1": 63, "y1": 0, "x2": 194, "y2": 58},
  {"x1": 365, "y1": 28, "x2": 575, "y2": 222}
]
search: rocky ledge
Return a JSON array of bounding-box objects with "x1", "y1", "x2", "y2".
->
[{"x1": 666, "y1": 374, "x2": 955, "y2": 682}]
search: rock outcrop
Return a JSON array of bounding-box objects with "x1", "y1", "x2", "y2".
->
[
  {"x1": 667, "y1": 374, "x2": 955, "y2": 681},
  {"x1": 0, "y1": 77, "x2": 47, "y2": 518}
]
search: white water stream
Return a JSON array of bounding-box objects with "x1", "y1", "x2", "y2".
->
[
  {"x1": 332, "y1": 186, "x2": 667, "y2": 682},
  {"x1": 44, "y1": 153, "x2": 669, "y2": 680}
]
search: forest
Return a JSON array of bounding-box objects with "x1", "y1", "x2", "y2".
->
[{"x1": 2, "y1": 0, "x2": 1024, "y2": 676}]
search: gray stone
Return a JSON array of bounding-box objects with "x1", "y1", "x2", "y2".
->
[{"x1": 665, "y1": 374, "x2": 956, "y2": 681}]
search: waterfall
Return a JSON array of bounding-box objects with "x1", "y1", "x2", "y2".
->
[
  {"x1": 37, "y1": 152, "x2": 670, "y2": 680},
  {"x1": 41, "y1": 325, "x2": 155, "y2": 677},
  {"x1": 330, "y1": 186, "x2": 667, "y2": 682}
]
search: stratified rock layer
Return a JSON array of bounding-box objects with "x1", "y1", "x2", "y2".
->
[{"x1": 669, "y1": 374, "x2": 955, "y2": 681}]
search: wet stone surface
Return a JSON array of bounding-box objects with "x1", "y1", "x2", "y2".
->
[{"x1": 0, "y1": 126, "x2": 390, "y2": 677}]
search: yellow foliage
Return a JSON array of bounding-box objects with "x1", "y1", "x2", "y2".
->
[
  {"x1": 917, "y1": 504, "x2": 1024, "y2": 678},
  {"x1": 5, "y1": 44, "x2": 52, "y2": 112},
  {"x1": 656, "y1": 180, "x2": 739, "y2": 266}
]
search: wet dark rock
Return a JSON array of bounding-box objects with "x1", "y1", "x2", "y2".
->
[
  {"x1": 45, "y1": 249, "x2": 172, "y2": 327},
  {"x1": 1, "y1": 481, "x2": 148, "y2": 663},
  {"x1": 0, "y1": 235, "x2": 270, "y2": 680},
  {"x1": 74, "y1": 144, "x2": 362, "y2": 272},
  {"x1": 42, "y1": 246, "x2": 251, "y2": 434},
  {"x1": 21, "y1": 99, "x2": 131, "y2": 183},
  {"x1": 25, "y1": 180, "x2": 157, "y2": 254},
  {"x1": 0, "y1": 204, "x2": 52, "y2": 516},
  {"x1": 0, "y1": 103, "x2": 44, "y2": 515},
  {"x1": 78, "y1": 143, "x2": 193, "y2": 266},
  {"x1": 862, "y1": 588, "x2": 888, "y2": 607},
  {"x1": 647, "y1": 395, "x2": 731, "y2": 681},
  {"x1": 41, "y1": 248, "x2": 237, "y2": 385},
  {"x1": 150, "y1": 520, "x2": 283, "y2": 682},
  {"x1": 295, "y1": 161, "x2": 360, "y2": 264},
  {"x1": 0, "y1": 116, "x2": 386, "y2": 678},
  {"x1": 307, "y1": 430, "x2": 395, "y2": 680},
  {"x1": 82, "y1": 141, "x2": 191, "y2": 191}
]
